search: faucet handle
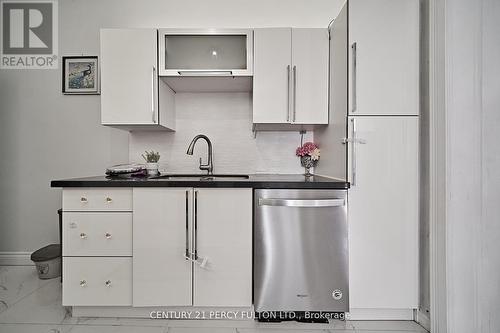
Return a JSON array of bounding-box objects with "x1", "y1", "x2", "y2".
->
[{"x1": 199, "y1": 157, "x2": 210, "y2": 173}]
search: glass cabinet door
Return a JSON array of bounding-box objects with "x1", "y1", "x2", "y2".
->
[{"x1": 158, "y1": 29, "x2": 253, "y2": 76}]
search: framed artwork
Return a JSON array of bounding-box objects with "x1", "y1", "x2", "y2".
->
[{"x1": 62, "y1": 56, "x2": 99, "y2": 94}]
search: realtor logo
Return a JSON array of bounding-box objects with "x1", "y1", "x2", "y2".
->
[{"x1": 1, "y1": 0, "x2": 58, "y2": 69}]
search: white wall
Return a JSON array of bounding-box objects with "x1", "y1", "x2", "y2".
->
[
  {"x1": 478, "y1": 0, "x2": 500, "y2": 331},
  {"x1": 0, "y1": 0, "x2": 344, "y2": 253},
  {"x1": 445, "y1": 0, "x2": 483, "y2": 331},
  {"x1": 442, "y1": 0, "x2": 500, "y2": 332},
  {"x1": 418, "y1": 0, "x2": 431, "y2": 321}
]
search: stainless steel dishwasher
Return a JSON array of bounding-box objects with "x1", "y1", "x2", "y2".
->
[{"x1": 254, "y1": 189, "x2": 348, "y2": 314}]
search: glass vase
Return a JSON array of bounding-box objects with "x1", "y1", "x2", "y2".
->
[{"x1": 300, "y1": 156, "x2": 317, "y2": 176}]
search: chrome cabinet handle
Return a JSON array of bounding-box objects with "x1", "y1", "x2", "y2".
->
[
  {"x1": 152, "y1": 66, "x2": 156, "y2": 123},
  {"x1": 185, "y1": 190, "x2": 190, "y2": 259},
  {"x1": 105, "y1": 280, "x2": 112, "y2": 287},
  {"x1": 351, "y1": 118, "x2": 358, "y2": 186},
  {"x1": 342, "y1": 137, "x2": 367, "y2": 145},
  {"x1": 258, "y1": 198, "x2": 345, "y2": 207},
  {"x1": 287, "y1": 65, "x2": 291, "y2": 122},
  {"x1": 193, "y1": 190, "x2": 198, "y2": 261},
  {"x1": 177, "y1": 70, "x2": 233, "y2": 76},
  {"x1": 351, "y1": 42, "x2": 357, "y2": 113},
  {"x1": 105, "y1": 233, "x2": 112, "y2": 239},
  {"x1": 105, "y1": 197, "x2": 112, "y2": 203},
  {"x1": 80, "y1": 197, "x2": 88, "y2": 203},
  {"x1": 80, "y1": 280, "x2": 86, "y2": 287},
  {"x1": 292, "y1": 65, "x2": 297, "y2": 122},
  {"x1": 80, "y1": 232, "x2": 87, "y2": 239}
]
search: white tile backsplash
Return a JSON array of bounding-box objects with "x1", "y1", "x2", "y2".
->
[{"x1": 129, "y1": 93, "x2": 313, "y2": 174}]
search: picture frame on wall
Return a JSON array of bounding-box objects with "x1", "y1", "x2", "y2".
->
[{"x1": 62, "y1": 56, "x2": 100, "y2": 94}]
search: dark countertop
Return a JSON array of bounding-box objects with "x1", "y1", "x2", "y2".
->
[{"x1": 51, "y1": 174, "x2": 349, "y2": 189}]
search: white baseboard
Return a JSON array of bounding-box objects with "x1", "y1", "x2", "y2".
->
[
  {"x1": 347, "y1": 308, "x2": 415, "y2": 320},
  {"x1": 72, "y1": 306, "x2": 254, "y2": 318},
  {"x1": 415, "y1": 308, "x2": 431, "y2": 331},
  {"x1": 0, "y1": 252, "x2": 33, "y2": 266}
]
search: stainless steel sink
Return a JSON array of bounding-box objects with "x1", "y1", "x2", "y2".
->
[{"x1": 150, "y1": 174, "x2": 249, "y2": 181}]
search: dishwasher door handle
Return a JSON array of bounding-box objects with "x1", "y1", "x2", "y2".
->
[{"x1": 258, "y1": 198, "x2": 345, "y2": 207}]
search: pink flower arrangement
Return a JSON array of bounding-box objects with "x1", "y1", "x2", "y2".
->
[{"x1": 296, "y1": 142, "x2": 321, "y2": 161}]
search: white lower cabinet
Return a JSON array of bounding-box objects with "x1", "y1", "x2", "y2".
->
[
  {"x1": 61, "y1": 188, "x2": 133, "y2": 307},
  {"x1": 63, "y1": 188, "x2": 133, "y2": 212},
  {"x1": 133, "y1": 188, "x2": 252, "y2": 307},
  {"x1": 133, "y1": 188, "x2": 193, "y2": 306},
  {"x1": 193, "y1": 189, "x2": 253, "y2": 307},
  {"x1": 348, "y1": 116, "x2": 419, "y2": 309},
  {"x1": 62, "y1": 212, "x2": 132, "y2": 257},
  {"x1": 63, "y1": 257, "x2": 132, "y2": 306}
]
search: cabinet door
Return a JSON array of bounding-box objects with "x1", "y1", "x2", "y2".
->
[
  {"x1": 253, "y1": 28, "x2": 292, "y2": 123},
  {"x1": 133, "y1": 188, "x2": 192, "y2": 306},
  {"x1": 158, "y1": 29, "x2": 253, "y2": 76},
  {"x1": 291, "y1": 28, "x2": 329, "y2": 124},
  {"x1": 348, "y1": 0, "x2": 419, "y2": 116},
  {"x1": 315, "y1": 5, "x2": 348, "y2": 179},
  {"x1": 193, "y1": 188, "x2": 252, "y2": 307},
  {"x1": 347, "y1": 116, "x2": 418, "y2": 309},
  {"x1": 101, "y1": 29, "x2": 158, "y2": 125},
  {"x1": 63, "y1": 257, "x2": 132, "y2": 306}
]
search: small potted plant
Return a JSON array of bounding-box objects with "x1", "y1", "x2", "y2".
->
[
  {"x1": 142, "y1": 150, "x2": 161, "y2": 175},
  {"x1": 296, "y1": 142, "x2": 320, "y2": 176}
]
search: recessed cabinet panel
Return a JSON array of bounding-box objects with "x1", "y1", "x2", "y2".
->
[{"x1": 159, "y1": 29, "x2": 253, "y2": 76}]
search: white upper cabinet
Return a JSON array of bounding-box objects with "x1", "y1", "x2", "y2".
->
[
  {"x1": 348, "y1": 0, "x2": 419, "y2": 116},
  {"x1": 292, "y1": 29, "x2": 329, "y2": 124},
  {"x1": 158, "y1": 29, "x2": 253, "y2": 77},
  {"x1": 253, "y1": 28, "x2": 329, "y2": 126},
  {"x1": 253, "y1": 28, "x2": 291, "y2": 124},
  {"x1": 100, "y1": 29, "x2": 175, "y2": 131}
]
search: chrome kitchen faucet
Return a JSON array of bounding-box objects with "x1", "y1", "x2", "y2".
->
[{"x1": 186, "y1": 134, "x2": 214, "y2": 175}]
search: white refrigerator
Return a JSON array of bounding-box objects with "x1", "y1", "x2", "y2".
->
[{"x1": 316, "y1": 0, "x2": 419, "y2": 316}]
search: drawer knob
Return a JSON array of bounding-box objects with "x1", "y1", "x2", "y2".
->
[
  {"x1": 80, "y1": 197, "x2": 88, "y2": 203},
  {"x1": 106, "y1": 197, "x2": 113, "y2": 203},
  {"x1": 105, "y1": 280, "x2": 112, "y2": 287},
  {"x1": 105, "y1": 233, "x2": 112, "y2": 239},
  {"x1": 80, "y1": 280, "x2": 87, "y2": 287},
  {"x1": 80, "y1": 233, "x2": 87, "y2": 239}
]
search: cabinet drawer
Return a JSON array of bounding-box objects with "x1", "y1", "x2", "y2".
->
[
  {"x1": 63, "y1": 257, "x2": 132, "y2": 306},
  {"x1": 63, "y1": 188, "x2": 132, "y2": 211},
  {"x1": 63, "y1": 212, "x2": 132, "y2": 256}
]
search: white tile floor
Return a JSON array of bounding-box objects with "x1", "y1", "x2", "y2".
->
[{"x1": 0, "y1": 266, "x2": 428, "y2": 333}]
